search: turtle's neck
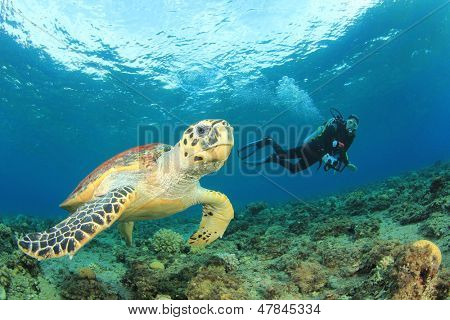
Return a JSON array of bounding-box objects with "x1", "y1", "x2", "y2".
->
[{"x1": 155, "y1": 144, "x2": 200, "y2": 198}]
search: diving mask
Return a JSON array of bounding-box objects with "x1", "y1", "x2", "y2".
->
[{"x1": 346, "y1": 118, "x2": 358, "y2": 133}]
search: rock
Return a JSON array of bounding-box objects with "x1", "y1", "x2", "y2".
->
[
  {"x1": 290, "y1": 261, "x2": 328, "y2": 294},
  {"x1": 429, "y1": 176, "x2": 446, "y2": 194},
  {"x1": 245, "y1": 202, "x2": 268, "y2": 215},
  {"x1": 149, "y1": 260, "x2": 165, "y2": 270},
  {"x1": 207, "y1": 253, "x2": 238, "y2": 272},
  {"x1": 354, "y1": 218, "x2": 380, "y2": 239},
  {"x1": 186, "y1": 266, "x2": 249, "y2": 300},
  {"x1": 78, "y1": 267, "x2": 96, "y2": 280},
  {"x1": 419, "y1": 213, "x2": 448, "y2": 238}
]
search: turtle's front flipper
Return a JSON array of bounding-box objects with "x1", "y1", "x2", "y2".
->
[
  {"x1": 188, "y1": 189, "x2": 234, "y2": 246},
  {"x1": 18, "y1": 186, "x2": 136, "y2": 260}
]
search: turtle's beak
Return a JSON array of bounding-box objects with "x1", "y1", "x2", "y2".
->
[
  {"x1": 204, "y1": 122, "x2": 234, "y2": 161},
  {"x1": 192, "y1": 121, "x2": 234, "y2": 163},
  {"x1": 205, "y1": 143, "x2": 233, "y2": 162}
]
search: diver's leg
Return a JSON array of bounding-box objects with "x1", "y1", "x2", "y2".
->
[
  {"x1": 267, "y1": 144, "x2": 320, "y2": 173},
  {"x1": 270, "y1": 141, "x2": 304, "y2": 159},
  {"x1": 272, "y1": 157, "x2": 309, "y2": 173}
]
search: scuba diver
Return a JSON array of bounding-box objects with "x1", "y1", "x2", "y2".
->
[{"x1": 238, "y1": 108, "x2": 359, "y2": 173}]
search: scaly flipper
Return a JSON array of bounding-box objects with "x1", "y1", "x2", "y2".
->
[
  {"x1": 188, "y1": 189, "x2": 234, "y2": 246},
  {"x1": 18, "y1": 186, "x2": 136, "y2": 260}
]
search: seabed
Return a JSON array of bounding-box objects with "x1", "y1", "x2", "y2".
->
[{"x1": 0, "y1": 162, "x2": 448, "y2": 300}]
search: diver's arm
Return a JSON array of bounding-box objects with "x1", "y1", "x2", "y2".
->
[
  {"x1": 341, "y1": 151, "x2": 350, "y2": 166},
  {"x1": 342, "y1": 135, "x2": 357, "y2": 171},
  {"x1": 304, "y1": 125, "x2": 324, "y2": 144},
  {"x1": 339, "y1": 151, "x2": 357, "y2": 171},
  {"x1": 305, "y1": 119, "x2": 336, "y2": 146}
]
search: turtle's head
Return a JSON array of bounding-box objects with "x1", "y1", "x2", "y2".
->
[{"x1": 178, "y1": 119, "x2": 234, "y2": 175}]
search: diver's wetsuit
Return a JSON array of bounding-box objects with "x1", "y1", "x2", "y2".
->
[{"x1": 267, "y1": 118, "x2": 355, "y2": 173}]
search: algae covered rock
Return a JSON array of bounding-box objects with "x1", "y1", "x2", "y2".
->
[
  {"x1": 250, "y1": 225, "x2": 294, "y2": 258},
  {"x1": 0, "y1": 223, "x2": 15, "y2": 254},
  {"x1": 61, "y1": 271, "x2": 119, "y2": 300},
  {"x1": 0, "y1": 266, "x2": 11, "y2": 288},
  {"x1": 186, "y1": 265, "x2": 249, "y2": 300},
  {"x1": 149, "y1": 260, "x2": 165, "y2": 270},
  {"x1": 391, "y1": 202, "x2": 431, "y2": 225},
  {"x1": 392, "y1": 240, "x2": 443, "y2": 299},
  {"x1": 359, "y1": 240, "x2": 404, "y2": 274},
  {"x1": 429, "y1": 176, "x2": 446, "y2": 194},
  {"x1": 123, "y1": 259, "x2": 197, "y2": 300},
  {"x1": 343, "y1": 190, "x2": 368, "y2": 215},
  {"x1": 5, "y1": 251, "x2": 41, "y2": 277},
  {"x1": 356, "y1": 240, "x2": 445, "y2": 299},
  {"x1": 0, "y1": 285, "x2": 6, "y2": 300},
  {"x1": 245, "y1": 202, "x2": 268, "y2": 215},
  {"x1": 122, "y1": 261, "x2": 158, "y2": 299},
  {"x1": 353, "y1": 218, "x2": 380, "y2": 239},
  {"x1": 207, "y1": 253, "x2": 239, "y2": 272},
  {"x1": 314, "y1": 238, "x2": 364, "y2": 277},
  {"x1": 368, "y1": 196, "x2": 391, "y2": 212},
  {"x1": 78, "y1": 267, "x2": 97, "y2": 280},
  {"x1": 419, "y1": 213, "x2": 448, "y2": 238},
  {"x1": 290, "y1": 261, "x2": 328, "y2": 295},
  {"x1": 311, "y1": 216, "x2": 354, "y2": 240}
]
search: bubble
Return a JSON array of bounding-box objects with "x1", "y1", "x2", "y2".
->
[{"x1": 275, "y1": 76, "x2": 322, "y2": 121}]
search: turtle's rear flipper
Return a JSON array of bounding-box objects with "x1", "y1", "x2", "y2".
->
[
  {"x1": 188, "y1": 189, "x2": 234, "y2": 246},
  {"x1": 18, "y1": 186, "x2": 136, "y2": 260},
  {"x1": 118, "y1": 221, "x2": 134, "y2": 246}
]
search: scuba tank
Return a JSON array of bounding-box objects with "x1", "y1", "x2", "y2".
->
[{"x1": 330, "y1": 107, "x2": 348, "y2": 127}]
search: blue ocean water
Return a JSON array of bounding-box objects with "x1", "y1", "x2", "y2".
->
[{"x1": 0, "y1": 0, "x2": 449, "y2": 217}]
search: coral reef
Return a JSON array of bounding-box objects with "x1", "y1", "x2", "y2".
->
[
  {"x1": 150, "y1": 228, "x2": 186, "y2": 260},
  {"x1": 0, "y1": 161, "x2": 448, "y2": 300}
]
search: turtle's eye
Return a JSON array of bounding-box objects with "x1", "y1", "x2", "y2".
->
[{"x1": 196, "y1": 126, "x2": 207, "y2": 136}]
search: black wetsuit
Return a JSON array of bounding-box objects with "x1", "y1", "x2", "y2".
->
[{"x1": 268, "y1": 118, "x2": 355, "y2": 173}]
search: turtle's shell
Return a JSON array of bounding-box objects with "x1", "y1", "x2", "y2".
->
[{"x1": 60, "y1": 143, "x2": 171, "y2": 211}]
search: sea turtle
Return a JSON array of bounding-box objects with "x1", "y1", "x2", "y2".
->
[{"x1": 18, "y1": 119, "x2": 234, "y2": 260}]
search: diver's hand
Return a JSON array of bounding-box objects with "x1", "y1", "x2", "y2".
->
[{"x1": 347, "y1": 163, "x2": 358, "y2": 172}]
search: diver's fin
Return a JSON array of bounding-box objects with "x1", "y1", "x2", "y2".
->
[
  {"x1": 118, "y1": 221, "x2": 134, "y2": 246},
  {"x1": 242, "y1": 153, "x2": 278, "y2": 166},
  {"x1": 18, "y1": 186, "x2": 136, "y2": 260},
  {"x1": 317, "y1": 159, "x2": 322, "y2": 171},
  {"x1": 237, "y1": 137, "x2": 272, "y2": 160}
]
